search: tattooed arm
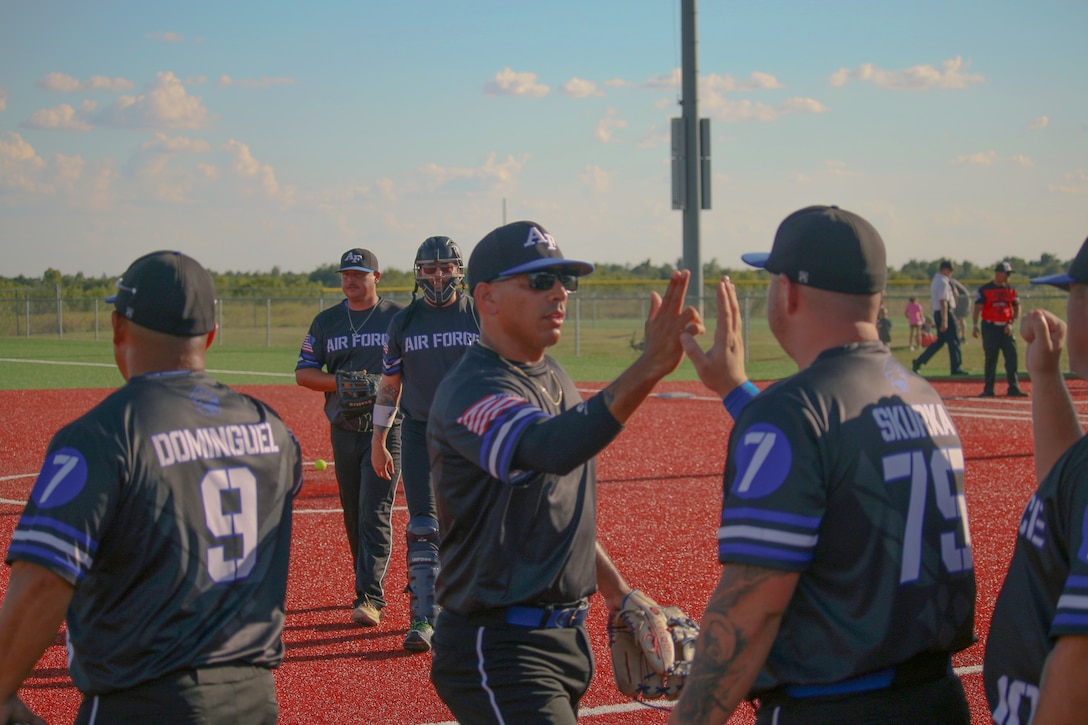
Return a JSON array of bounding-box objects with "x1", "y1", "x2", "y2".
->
[
  {"x1": 370, "y1": 372, "x2": 402, "y2": 479},
  {"x1": 668, "y1": 563, "x2": 799, "y2": 725}
]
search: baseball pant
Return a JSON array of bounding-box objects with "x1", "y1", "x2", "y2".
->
[
  {"x1": 401, "y1": 416, "x2": 437, "y2": 521},
  {"x1": 981, "y1": 321, "x2": 1020, "y2": 393},
  {"x1": 914, "y1": 309, "x2": 963, "y2": 373},
  {"x1": 75, "y1": 664, "x2": 276, "y2": 725},
  {"x1": 330, "y1": 423, "x2": 401, "y2": 609},
  {"x1": 431, "y1": 611, "x2": 594, "y2": 725}
]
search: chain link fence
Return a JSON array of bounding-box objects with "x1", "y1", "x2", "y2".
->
[{"x1": 1, "y1": 283, "x2": 1070, "y2": 364}]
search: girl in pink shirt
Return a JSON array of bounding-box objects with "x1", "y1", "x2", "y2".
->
[{"x1": 905, "y1": 296, "x2": 923, "y2": 350}]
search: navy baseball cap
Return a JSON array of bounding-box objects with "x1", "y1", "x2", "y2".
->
[
  {"x1": 107, "y1": 251, "x2": 216, "y2": 336},
  {"x1": 1032, "y1": 237, "x2": 1088, "y2": 290},
  {"x1": 339, "y1": 248, "x2": 378, "y2": 273},
  {"x1": 995, "y1": 261, "x2": 1013, "y2": 274},
  {"x1": 742, "y1": 205, "x2": 887, "y2": 294},
  {"x1": 467, "y1": 221, "x2": 594, "y2": 296}
]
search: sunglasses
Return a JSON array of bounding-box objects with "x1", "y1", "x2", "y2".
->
[{"x1": 494, "y1": 270, "x2": 580, "y2": 292}]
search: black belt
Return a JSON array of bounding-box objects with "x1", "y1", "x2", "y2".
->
[
  {"x1": 445, "y1": 600, "x2": 589, "y2": 629},
  {"x1": 762, "y1": 651, "x2": 952, "y2": 702}
]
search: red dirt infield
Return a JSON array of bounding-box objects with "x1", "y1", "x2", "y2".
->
[{"x1": 1, "y1": 377, "x2": 1081, "y2": 724}]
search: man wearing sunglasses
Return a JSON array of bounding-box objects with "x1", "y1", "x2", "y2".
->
[
  {"x1": 427, "y1": 220, "x2": 704, "y2": 723},
  {"x1": 371, "y1": 235, "x2": 480, "y2": 653}
]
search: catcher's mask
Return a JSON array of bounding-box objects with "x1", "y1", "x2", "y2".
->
[{"x1": 414, "y1": 236, "x2": 464, "y2": 306}]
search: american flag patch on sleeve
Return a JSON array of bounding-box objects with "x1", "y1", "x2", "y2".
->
[{"x1": 457, "y1": 394, "x2": 527, "y2": 435}]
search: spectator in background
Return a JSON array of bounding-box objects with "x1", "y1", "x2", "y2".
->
[
  {"x1": 913, "y1": 260, "x2": 969, "y2": 376},
  {"x1": 905, "y1": 296, "x2": 924, "y2": 350},
  {"x1": 951, "y1": 277, "x2": 971, "y2": 344},
  {"x1": 877, "y1": 303, "x2": 893, "y2": 345},
  {"x1": 972, "y1": 261, "x2": 1027, "y2": 398}
]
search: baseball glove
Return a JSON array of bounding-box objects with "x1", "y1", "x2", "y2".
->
[
  {"x1": 335, "y1": 370, "x2": 380, "y2": 430},
  {"x1": 609, "y1": 591, "x2": 699, "y2": 700}
]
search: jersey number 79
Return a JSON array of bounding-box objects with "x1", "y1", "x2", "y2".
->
[{"x1": 883, "y1": 447, "x2": 972, "y2": 584}]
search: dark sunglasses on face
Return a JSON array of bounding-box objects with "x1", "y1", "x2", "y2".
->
[{"x1": 494, "y1": 270, "x2": 579, "y2": 292}]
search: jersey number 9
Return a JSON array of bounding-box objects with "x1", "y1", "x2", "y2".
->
[{"x1": 200, "y1": 467, "x2": 259, "y2": 583}]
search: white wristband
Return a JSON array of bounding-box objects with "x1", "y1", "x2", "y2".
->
[{"x1": 372, "y1": 404, "x2": 398, "y2": 428}]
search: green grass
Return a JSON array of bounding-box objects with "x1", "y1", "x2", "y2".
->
[{"x1": 0, "y1": 320, "x2": 1052, "y2": 390}]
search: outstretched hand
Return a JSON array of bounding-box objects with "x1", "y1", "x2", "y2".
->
[
  {"x1": 638, "y1": 270, "x2": 705, "y2": 379},
  {"x1": 1020, "y1": 309, "x2": 1066, "y2": 379},
  {"x1": 681, "y1": 276, "x2": 749, "y2": 398}
]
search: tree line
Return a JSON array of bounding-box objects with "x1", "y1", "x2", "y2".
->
[{"x1": 1, "y1": 253, "x2": 1072, "y2": 299}]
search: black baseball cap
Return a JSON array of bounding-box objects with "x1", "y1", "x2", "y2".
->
[
  {"x1": 741, "y1": 205, "x2": 887, "y2": 294},
  {"x1": 339, "y1": 248, "x2": 378, "y2": 273},
  {"x1": 106, "y1": 251, "x2": 216, "y2": 336},
  {"x1": 1032, "y1": 237, "x2": 1088, "y2": 290},
  {"x1": 995, "y1": 261, "x2": 1013, "y2": 274},
  {"x1": 467, "y1": 221, "x2": 594, "y2": 296}
]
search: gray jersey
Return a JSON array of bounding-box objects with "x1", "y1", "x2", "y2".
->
[
  {"x1": 427, "y1": 344, "x2": 622, "y2": 614},
  {"x1": 984, "y1": 437, "x2": 1088, "y2": 723},
  {"x1": 382, "y1": 295, "x2": 479, "y2": 421},
  {"x1": 295, "y1": 297, "x2": 402, "y2": 431},
  {"x1": 719, "y1": 342, "x2": 976, "y2": 694},
  {"x1": 6, "y1": 371, "x2": 302, "y2": 695}
]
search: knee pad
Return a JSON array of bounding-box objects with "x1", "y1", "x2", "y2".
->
[{"x1": 406, "y1": 516, "x2": 440, "y2": 623}]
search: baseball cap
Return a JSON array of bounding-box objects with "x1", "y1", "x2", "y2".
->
[
  {"x1": 1031, "y1": 237, "x2": 1088, "y2": 290},
  {"x1": 995, "y1": 261, "x2": 1013, "y2": 274},
  {"x1": 339, "y1": 248, "x2": 378, "y2": 273},
  {"x1": 741, "y1": 205, "x2": 887, "y2": 294},
  {"x1": 939, "y1": 260, "x2": 954, "y2": 271},
  {"x1": 467, "y1": 221, "x2": 594, "y2": 296},
  {"x1": 106, "y1": 251, "x2": 216, "y2": 336}
]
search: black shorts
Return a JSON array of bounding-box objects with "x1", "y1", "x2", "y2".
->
[
  {"x1": 431, "y1": 609, "x2": 594, "y2": 725},
  {"x1": 75, "y1": 664, "x2": 277, "y2": 725}
]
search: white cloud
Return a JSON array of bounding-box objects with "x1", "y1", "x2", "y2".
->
[
  {"x1": 484, "y1": 68, "x2": 550, "y2": 97},
  {"x1": 217, "y1": 75, "x2": 297, "y2": 89},
  {"x1": 950, "y1": 150, "x2": 998, "y2": 166},
  {"x1": 1028, "y1": 116, "x2": 1049, "y2": 130},
  {"x1": 222, "y1": 138, "x2": 293, "y2": 204},
  {"x1": 702, "y1": 94, "x2": 829, "y2": 123},
  {"x1": 1048, "y1": 170, "x2": 1088, "y2": 195},
  {"x1": 147, "y1": 31, "x2": 186, "y2": 43},
  {"x1": 0, "y1": 132, "x2": 117, "y2": 207},
  {"x1": 579, "y1": 164, "x2": 612, "y2": 193},
  {"x1": 949, "y1": 151, "x2": 1033, "y2": 167},
  {"x1": 563, "y1": 78, "x2": 601, "y2": 99},
  {"x1": 595, "y1": 109, "x2": 628, "y2": 143},
  {"x1": 403, "y1": 153, "x2": 528, "y2": 197},
  {"x1": 828, "y1": 56, "x2": 985, "y2": 90},
  {"x1": 95, "y1": 72, "x2": 211, "y2": 130},
  {"x1": 22, "y1": 101, "x2": 97, "y2": 131},
  {"x1": 140, "y1": 132, "x2": 212, "y2": 154},
  {"x1": 0, "y1": 87, "x2": 7, "y2": 113},
  {"x1": 36, "y1": 72, "x2": 134, "y2": 93},
  {"x1": 185, "y1": 76, "x2": 209, "y2": 86},
  {"x1": 704, "y1": 71, "x2": 784, "y2": 93}
]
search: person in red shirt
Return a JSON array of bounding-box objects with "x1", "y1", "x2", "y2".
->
[{"x1": 972, "y1": 261, "x2": 1028, "y2": 397}]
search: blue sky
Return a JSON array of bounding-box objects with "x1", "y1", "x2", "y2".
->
[{"x1": 1, "y1": 0, "x2": 1085, "y2": 278}]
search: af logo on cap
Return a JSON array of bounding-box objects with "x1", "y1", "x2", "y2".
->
[
  {"x1": 345, "y1": 251, "x2": 364, "y2": 264},
  {"x1": 525, "y1": 226, "x2": 557, "y2": 251}
]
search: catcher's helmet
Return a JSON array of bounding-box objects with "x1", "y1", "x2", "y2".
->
[{"x1": 414, "y1": 236, "x2": 464, "y2": 306}]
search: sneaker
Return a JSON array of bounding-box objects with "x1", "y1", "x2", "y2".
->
[
  {"x1": 912, "y1": 358, "x2": 922, "y2": 373},
  {"x1": 1008, "y1": 389, "x2": 1029, "y2": 398},
  {"x1": 950, "y1": 369, "x2": 970, "y2": 376},
  {"x1": 978, "y1": 390, "x2": 995, "y2": 398},
  {"x1": 352, "y1": 599, "x2": 382, "y2": 627},
  {"x1": 403, "y1": 619, "x2": 434, "y2": 653}
]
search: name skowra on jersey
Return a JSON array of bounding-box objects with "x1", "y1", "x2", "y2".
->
[
  {"x1": 328, "y1": 333, "x2": 388, "y2": 351},
  {"x1": 403, "y1": 331, "x2": 481, "y2": 351},
  {"x1": 872, "y1": 403, "x2": 956, "y2": 442},
  {"x1": 151, "y1": 422, "x2": 281, "y2": 468}
]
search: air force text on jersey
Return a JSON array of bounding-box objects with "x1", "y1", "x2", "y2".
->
[
  {"x1": 402, "y1": 330, "x2": 480, "y2": 352},
  {"x1": 151, "y1": 422, "x2": 281, "y2": 467}
]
